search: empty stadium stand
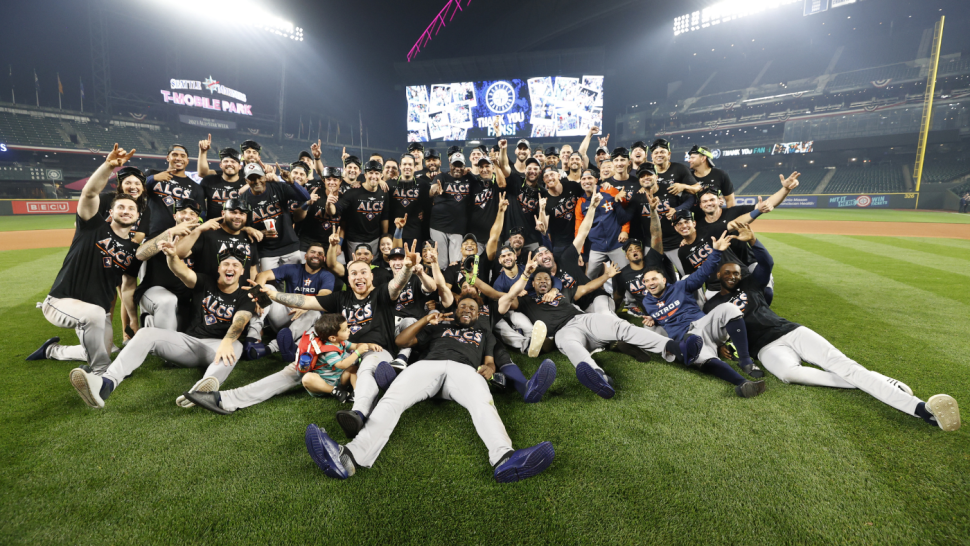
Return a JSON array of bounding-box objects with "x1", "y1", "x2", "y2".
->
[
  {"x1": 822, "y1": 164, "x2": 905, "y2": 194},
  {"x1": 737, "y1": 168, "x2": 827, "y2": 196},
  {"x1": 918, "y1": 163, "x2": 970, "y2": 184}
]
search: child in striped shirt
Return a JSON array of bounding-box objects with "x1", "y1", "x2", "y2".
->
[{"x1": 300, "y1": 313, "x2": 379, "y2": 403}]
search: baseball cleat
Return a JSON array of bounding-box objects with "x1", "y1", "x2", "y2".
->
[
  {"x1": 374, "y1": 361, "x2": 397, "y2": 390},
  {"x1": 305, "y1": 424, "x2": 353, "y2": 479},
  {"x1": 331, "y1": 385, "x2": 351, "y2": 404},
  {"x1": 680, "y1": 335, "x2": 704, "y2": 366},
  {"x1": 243, "y1": 340, "x2": 269, "y2": 360},
  {"x1": 388, "y1": 357, "x2": 408, "y2": 371},
  {"x1": 612, "y1": 341, "x2": 653, "y2": 363},
  {"x1": 276, "y1": 329, "x2": 297, "y2": 363},
  {"x1": 176, "y1": 376, "x2": 220, "y2": 408},
  {"x1": 183, "y1": 391, "x2": 233, "y2": 414},
  {"x1": 576, "y1": 362, "x2": 615, "y2": 399},
  {"x1": 70, "y1": 367, "x2": 107, "y2": 409},
  {"x1": 740, "y1": 360, "x2": 765, "y2": 379},
  {"x1": 926, "y1": 394, "x2": 961, "y2": 431},
  {"x1": 524, "y1": 359, "x2": 557, "y2": 403},
  {"x1": 493, "y1": 441, "x2": 555, "y2": 483},
  {"x1": 735, "y1": 380, "x2": 767, "y2": 398},
  {"x1": 527, "y1": 321, "x2": 547, "y2": 358},
  {"x1": 336, "y1": 409, "x2": 366, "y2": 439},
  {"x1": 26, "y1": 337, "x2": 59, "y2": 361}
]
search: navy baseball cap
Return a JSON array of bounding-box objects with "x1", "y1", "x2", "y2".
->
[
  {"x1": 463, "y1": 233, "x2": 478, "y2": 245},
  {"x1": 218, "y1": 148, "x2": 241, "y2": 162},
  {"x1": 240, "y1": 140, "x2": 261, "y2": 152},
  {"x1": 637, "y1": 163, "x2": 658, "y2": 178},
  {"x1": 299, "y1": 150, "x2": 313, "y2": 161},
  {"x1": 387, "y1": 247, "x2": 406, "y2": 258},
  {"x1": 222, "y1": 198, "x2": 251, "y2": 213},
  {"x1": 525, "y1": 157, "x2": 541, "y2": 168},
  {"x1": 174, "y1": 198, "x2": 201, "y2": 213},
  {"x1": 673, "y1": 209, "x2": 693, "y2": 223}
]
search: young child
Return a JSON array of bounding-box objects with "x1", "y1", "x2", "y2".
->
[{"x1": 299, "y1": 313, "x2": 377, "y2": 403}]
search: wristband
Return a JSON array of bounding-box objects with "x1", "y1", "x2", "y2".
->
[
  {"x1": 749, "y1": 209, "x2": 762, "y2": 220},
  {"x1": 394, "y1": 227, "x2": 403, "y2": 239}
]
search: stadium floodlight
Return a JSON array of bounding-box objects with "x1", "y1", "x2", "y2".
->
[
  {"x1": 144, "y1": 0, "x2": 304, "y2": 41},
  {"x1": 673, "y1": 0, "x2": 800, "y2": 36}
]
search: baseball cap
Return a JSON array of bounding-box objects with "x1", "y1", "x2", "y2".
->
[
  {"x1": 425, "y1": 148, "x2": 440, "y2": 159},
  {"x1": 321, "y1": 166, "x2": 342, "y2": 178},
  {"x1": 344, "y1": 155, "x2": 362, "y2": 167},
  {"x1": 631, "y1": 141, "x2": 647, "y2": 152},
  {"x1": 524, "y1": 157, "x2": 541, "y2": 168},
  {"x1": 447, "y1": 145, "x2": 462, "y2": 157},
  {"x1": 516, "y1": 139, "x2": 530, "y2": 149},
  {"x1": 240, "y1": 140, "x2": 261, "y2": 152},
  {"x1": 462, "y1": 233, "x2": 478, "y2": 245},
  {"x1": 364, "y1": 159, "x2": 383, "y2": 172},
  {"x1": 544, "y1": 146, "x2": 559, "y2": 156},
  {"x1": 595, "y1": 146, "x2": 609, "y2": 155},
  {"x1": 623, "y1": 238, "x2": 644, "y2": 251},
  {"x1": 650, "y1": 138, "x2": 671, "y2": 152},
  {"x1": 223, "y1": 198, "x2": 251, "y2": 213},
  {"x1": 387, "y1": 247, "x2": 406, "y2": 258},
  {"x1": 217, "y1": 246, "x2": 246, "y2": 265},
  {"x1": 449, "y1": 153, "x2": 466, "y2": 165},
  {"x1": 218, "y1": 148, "x2": 241, "y2": 162},
  {"x1": 116, "y1": 166, "x2": 146, "y2": 184},
  {"x1": 688, "y1": 144, "x2": 716, "y2": 167},
  {"x1": 290, "y1": 161, "x2": 310, "y2": 174},
  {"x1": 491, "y1": 144, "x2": 501, "y2": 152},
  {"x1": 174, "y1": 198, "x2": 201, "y2": 213},
  {"x1": 507, "y1": 226, "x2": 524, "y2": 237},
  {"x1": 611, "y1": 147, "x2": 629, "y2": 159},
  {"x1": 407, "y1": 142, "x2": 425, "y2": 152},
  {"x1": 167, "y1": 143, "x2": 188, "y2": 155},
  {"x1": 474, "y1": 144, "x2": 488, "y2": 155},
  {"x1": 354, "y1": 243, "x2": 373, "y2": 254},
  {"x1": 673, "y1": 209, "x2": 693, "y2": 223},
  {"x1": 477, "y1": 156, "x2": 493, "y2": 166},
  {"x1": 498, "y1": 244, "x2": 516, "y2": 256},
  {"x1": 299, "y1": 150, "x2": 313, "y2": 161},
  {"x1": 542, "y1": 167, "x2": 559, "y2": 178},
  {"x1": 244, "y1": 163, "x2": 265, "y2": 180},
  {"x1": 636, "y1": 163, "x2": 658, "y2": 178}
]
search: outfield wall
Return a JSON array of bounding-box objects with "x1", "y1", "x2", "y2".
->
[
  {"x1": 0, "y1": 199, "x2": 79, "y2": 216},
  {"x1": 736, "y1": 193, "x2": 918, "y2": 209}
]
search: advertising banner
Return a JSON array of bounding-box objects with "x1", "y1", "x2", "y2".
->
[
  {"x1": 735, "y1": 193, "x2": 917, "y2": 209},
  {"x1": 179, "y1": 115, "x2": 237, "y2": 130},
  {"x1": 10, "y1": 200, "x2": 79, "y2": 215}
]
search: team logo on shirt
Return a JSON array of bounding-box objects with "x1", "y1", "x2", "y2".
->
[
  {"x1": 395, "y1": 286, "x2": 415, "y2": 312},
  {"x1": 152, "y1": 180, "x2": 194, "y2": 204},
  {"x1": 474, "y1": 186, "x2": 493, "y2": 209},
  {"x1": 357, "y1": 197, "x2": 384, "y2": 221},
  {"x1": 201, "y1": 294, "x2": 236, "y2": 325},
  {"x1": 651, "y1": 299, "x2": 681, "y2": 321},
  {"x1": 552, "y1": 197, "x2": 577, "y2": 220},
  {"x1": 251, "y1": 201, "x2": 282, "y2": 223},
  {"x1": 209, "y1": 187, "x2": 239, "y2": 204},
  {"x1": 518, "y1": 192, "x2": 539, "y2": 214},
  {"x1": 558, "y1": 271, "x2": 576, "y2": 289},
  {"x1": 304, "y1": 278, "x2": 313, "y2": 287},
  {"x1": 532, "y1": 292, "x2": 564, "y2": 306},
  {"x1": 441, "y1": 327, "x2": 484, "y2": 346},
  {"x1": 394, "y1": 185, "x2": 421, "y2": 208},
  {"x1": 728, "y1": 291, "x2": 749, "y2": 312},
  {"x1": 603, "y1": 201, "x2": 614, "y2": 212},
  {"x1": 627, "y1": 275, "x2": 645, "y2": 295},
  {"x1": 343, "y1": 302, "x2": 373, "y2": 334},
  {"x1": 686, "y1": 242, "x2": 715, "y2": 268},
  {"x1": 96, "y1": 237, "x2": 135, "y2": 269},
  {"x1": 443, "y1": 182, "x2": 470, "y2": 202}
]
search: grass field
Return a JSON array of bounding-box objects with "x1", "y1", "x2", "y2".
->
[
  {"x1": 2, "y1": 229, "x2": 969, "y2": 544},
  {"x1": 0, "y1": 214, "x2": 76, "y2": 231}
]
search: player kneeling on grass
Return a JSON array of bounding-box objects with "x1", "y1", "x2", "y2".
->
[
  {"x1": 640, "y1": 231, "x2": 766, "y2": 398},
  {"x1": 497, "y1": 255, "x2": 686, "y2": 399},
  {"x1": 705, "y1": 223, "x2": 961, "y2": 431},
  {"x1": 305, "y1": 293, "x2": 555, "y2": 483},
  {"x1": 69, "y1": 242, "x2": 254, "y2": 409},
  {"x1": 298, "y1": 313, "x2": 370, "y2": 403}
]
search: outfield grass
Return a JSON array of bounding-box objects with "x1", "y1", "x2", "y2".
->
[
  {"x1": 2, "y1": 236, "x2": 969, "y2": 545},
  {"x1": 765, "y1": 209, "x2": 970, "y2": 223},
  {"x1": 0, "y1": 214, "x2": 75, "y2": 231}
]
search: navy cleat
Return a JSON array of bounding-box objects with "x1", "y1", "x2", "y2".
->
[
  {"x1": 276, "y1": 329, "x2": 297, "y2": 363},
  {"x1": 680, "y1": 335, "x2": 704, "y2": 366},
  {"x1": 243, "y1": 340, "x2": 269, "y2": 360},
  {"x1": 183, "y1": 391, "x2": 233, "y2": 415},
  {"x1": 524, "y1": 359, "x2": 557, "y2": 403},
  {"x1": 26, "y1": 337, "x2": 59, "y2": 361},
  {"x1": 575, "y1": 362, "x2": 615, "y2": 399},
  {"x1": 336, "y1": 409, "x2": 366, "y2": 439},
  {"x1": 735, "y1": 380, "x2": 767, "y2": 398},
  {"x1": 373, "y1": 361, "x2": 397, "y2": 390},
  {"x1": 305, "y1": 424, "x2": 353, "y2": 479},
  {"x1": 493, "y1": 441, "x2": 555, "y2": 483},
  {"x1": 740, "y1": 359, "x2": 765, "y2": 379}
]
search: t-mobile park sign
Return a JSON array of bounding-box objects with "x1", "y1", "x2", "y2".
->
[{"x1": 160, "y1": 76, "x2": 252, "y2": 116}]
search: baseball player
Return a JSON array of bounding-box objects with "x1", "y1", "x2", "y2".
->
[
  {"x1": 648, "y1": 139, "x2": 698, "y2": 274},
  {"x1": 174, "y1": 198, "x2": 259, "y2": 287},
  {"x1": 385, "y1": 155, "x2": 429, "y2": 249},
  {"x1": 575, "y1": 169, "x2": 632, "y2": 292},
  {"x1": 196, "y1": 135, "x2": 246, "y2": 220},
  {"x1": 304, "y1": 293, "x2": 556, "y2": 482},
  {"x1": 246, "y1": 243, "x2": 336, "y2": 362},
  {"x1": 542, "y1": 166, "x2": 584, "y2": 260},
  {"x1": 97, "y1": 165, "x2": 150, "y2": 244},
  {"x1": 706, "y1": 224, "x2": 960, "y2": 431},
  {"x1": 239, "y1": 140, "x2": 262, "y2": 164},
  {"x1": 241, "y1": 161, "x2": 311, "y2": 269},
  {"x1": 27, "y1": 144, "x2": 141, "y2": 371},
  {"x1": 688, "y1": 145, "x2": 735, "y2": 208},
  {"x1": 297, "y1": 167, "x2": 344, "y2": 257},
  {"x1": 497, "y1": 258, "x2": 692, "y2": 399},
  {"x1": 426, "y1": 153, "x2": 475, "y2": 267},
  {"x1": 330, "y1": 160, "x2": 388, "y2": 261},
  {"x1": 144, "y1": 143, "x2": 207, "y2": 235},
  {"x1": 468, "y1": 153, "x2": 507, "y2": 254},
  {"x1": 69, "y1": 243, "x2": 255, "y2": 409},
  {"x1": 640, "y1": 231, "x2": 766, "y2": 398},
  {"x1": 181, "y1": 250, "x2": 417, "y2": 420}
]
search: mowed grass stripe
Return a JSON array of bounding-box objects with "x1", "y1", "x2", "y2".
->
[
  {"x1": 0, "y1": 247, "x2": 66, "y2": 272},
  {"x1": 763, "y1": 233, "x2": 970, "y2": 307},
  {"x1": 855, "y1": 235, "x2": 970, "y2": 256},
  {"x1": 799, "y1": 234, "x2": 970, "y2": 279},
  {"x1": 760, "y1": 234, "x2": 970, "y2": 374},
  {"x1": 0, "y1": 250, "x2": 68, "y2": 311}
]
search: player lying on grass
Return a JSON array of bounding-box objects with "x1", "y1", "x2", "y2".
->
[
  {"x1": 640, "y1": 231, "x2": 767, "y2": 398},
  {"x1": 70, "y1": 243, "x2": 254, "y2": 409},
  {"x1": 28, "y1": 144, "x2": 140, "y2": 373},
  {"x1": 304, "y1": 293, "x2": 556, "y2": 483},
  {"x1": 497, "y1": 254, "x2": 696, "y2": 399},
  {"x1": 705, "y1": 223, "x2": 961, "y2": 431},
  {"x1": 182, "y1": 253, "x2": 414, "y2": 416}
]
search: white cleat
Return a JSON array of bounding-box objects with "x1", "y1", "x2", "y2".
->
[
  {"x1": 176, "y1": 376, "x2": 220, "y2": 408},
  {"x1": 527, "y1": 321, "x2": 547, "y2": 358},
  {"x1": 926, "y1": 394, "x2": 961, "y2": 432},
  {"x1": 70, "y1": 368, "x2": 105, "y2": 409}
]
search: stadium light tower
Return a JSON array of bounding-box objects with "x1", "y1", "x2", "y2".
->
[{"x1": 143, "y1": 0, "x2": 305, "y2": 41}]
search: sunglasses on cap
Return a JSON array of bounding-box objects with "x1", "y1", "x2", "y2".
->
[
  {"x1": 222, "y1": 198, "x2": 251, "y2": 213},
  {"x1": 217, "y1": 246, "x2": 247, "y2": 264},
  {"x1": 240, "y1": 140, "x2": 261, "y2": 152},
  {"x1": 650, "y1": 139, "x2": 671, "y2": 152},
  {"x1": 321, "y1": 166, "x2": 343, "y2": 178},
  {"x1": 116, "y1": 166, "x2": 146, "y2": 184},
  {"x1": 174, "y1": 198, "x2": 201, "y2": 213}
]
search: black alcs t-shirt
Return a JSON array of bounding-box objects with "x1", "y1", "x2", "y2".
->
[
  {"x1": 703, "y1": 275, "x2": 800, "y2": 354},
  {"x1": 145, "y1": 174, "x2": 207, "y2": 236},
  {"x1": 201, "y1": 174, "x2": 246, "y2": 221},
  {"x1": 468, "y1": 174, "x2": 502, "y2": 242},
  {"x1": 417, "y1": 323, "x2": 496, "y2": 367},
  {"x1": 316, "y1": 283, "x2": 396, "y2": 350},
  {"x1": 335, "y1": 186, "x2": 388, "y2": 242},
  {"x1": 430, "y1": 172, "x2": 474, "y2": 234},
  {"x1": 544, "y1": 180, "x2": 584, "y2": 251},
  {"x1": 189, "y1": 228, "x2": 259, "y2": 285},
  {"x1": 184, "y1": 273, "x2": 256, "y2": 339},
  {"x1": 244, "y1": 182, "x2": 305, "y2": 257},
  {"x1": 49, "y1": 213, "x2": 141, "y2": 312},
  {"x1": 385, "y1": 178, "x2": 429, "y2": 244},
  {"x1": 516, "y1": 286, "x2": 583, "y2": 332},
  {"x1": 655, "y1": 162, "x2": 698, "y2": 251}
]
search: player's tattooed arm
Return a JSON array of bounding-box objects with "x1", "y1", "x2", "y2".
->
[
  {"x1": 648, "y1": 195, "x2": 663, "y2": 253},
  {"x1": 213, "y1": 310, "x2": 251, "y2": 366},
  {"x1": 258, "y1": 284, "x2": 325, "y2": 311},
  {"x1": 159, "y1": 239, "x2": 198, "y2": 289},
  {"x1": 388, "y1": 242, "x2": 418, "y2": 300}
]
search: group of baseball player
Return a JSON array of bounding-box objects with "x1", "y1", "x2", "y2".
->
[{"x1": 28, "y1": 126, "x2": 961, "y2": 484}]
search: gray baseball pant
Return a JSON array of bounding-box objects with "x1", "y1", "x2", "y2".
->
[
  {"x1": 140, "y1": 286, "x2": 179, "y2": 330},
  {"x1": 494, "y1": 311, "x2": 534, "y2": 353},
  {"x1": 41, "y1": 295, "x2": 113, "y2": 373},
  {"x1": 586, "y1": 247, "x2": 628, "y2": 295},
  {"x1": 685, "y1": 303, "x2": 744, "y2": 364},
  {"x1": 664, "y1": 249, "x2": 685, "y2": 277},
  {"x1": 584, "y1": 294, "x2": 615, "y2": 315},
  {"x1": 429, "y1": 229, "x2": 462, "y2": 269},
  {"x1": 247, "y1": 302, "x2": 320, "y2": 341},
  {"x1": 554, "y1": 313, "x2": 674, "y2": 372},
  {"x1": 346, "y1": 360, "x2": 513, "y2": 468},
  {"x1": 758, "y1": 327, "x2": 921, "y2": 415},
  {"x1": 260, "y1": 250, "x2": 303, "y2": 272},
  {"x1": 101, "y1": 327, "x2": 243, "y2": 388},
  {"x1": 218, "y1": 349, "x2": 393, "y2": 414}
]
